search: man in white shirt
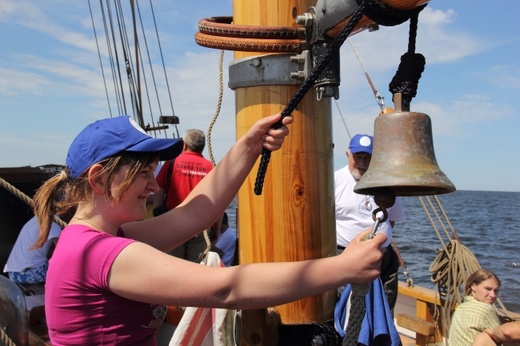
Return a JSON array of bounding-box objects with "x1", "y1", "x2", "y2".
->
[{"x1": 334, "y1": 134, "x2": 404, "y2": 310}]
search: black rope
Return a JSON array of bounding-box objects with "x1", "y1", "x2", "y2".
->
[
  {"x1": 343, "y1": 293, "x2": 366, "y2": 346},
  {"x1": 253, "y1": 0, "x2": 367, "y2": 196},
  {"x1": 388, "y1": 12, "x2": 426, "y2": 107}
]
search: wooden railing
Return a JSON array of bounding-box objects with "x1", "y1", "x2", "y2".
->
[{"x1": 396, "y1": 281, "x2": 444, "y2": 345}]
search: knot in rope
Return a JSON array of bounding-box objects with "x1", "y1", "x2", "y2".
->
[
  {"x1": 388, "y1": 51, "x2": 425, "y2": 101},
  {"x1": 388, "y1": 12, "x2": 426, "y2": 106}
]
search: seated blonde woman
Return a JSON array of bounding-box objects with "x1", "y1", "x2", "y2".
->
[{"x1": 449, "y1": 269, "x2": 501, "y2": 346}]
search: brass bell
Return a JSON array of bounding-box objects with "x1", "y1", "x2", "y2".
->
[{"x1": 354, "y1": 108, "x2": 456, "y2": 197}]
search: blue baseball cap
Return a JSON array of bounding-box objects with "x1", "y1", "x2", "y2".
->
[
  {"x1": 349, "y1": 134, "x2": 373, "y2": 154},
  {"x1": 66, "y1": 116, "x2": 183, "y2": 180}
]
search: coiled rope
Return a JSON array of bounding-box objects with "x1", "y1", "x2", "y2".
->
[
  {"x1": 0, "y1": 327, "x2": 15, "y2": 346},
  {"x1": 195, "y1": 16, "x2": 306, "y2": 53},
  {"x1": 419, "y1": 195, "x2": 515, "y2": 340}
]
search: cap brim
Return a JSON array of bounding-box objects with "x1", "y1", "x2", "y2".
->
[
  {"x1": 350, "y1": 147, "x2": 372, "y2": 155},
  {"x1": 128, "y1": 137, "x2": 184, "y2": 161}
]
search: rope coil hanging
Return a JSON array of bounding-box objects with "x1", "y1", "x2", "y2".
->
[
  {"x1": 419, "y1": 195, "x2": 517, "y2": 340},
  {"x1": 198, "y1": 16, "x2": 305, "y2": 39},
  {"x1": 195, "y1": 17, "x2": 306, "y2": 53}
]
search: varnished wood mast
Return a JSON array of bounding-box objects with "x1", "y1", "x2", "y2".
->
[{"x1": 232, "y1": 0, "x2": 429, "y2": 343}]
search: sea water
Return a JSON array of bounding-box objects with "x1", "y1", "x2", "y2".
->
[{"x1": 226, "y1": 190, "x2": 520, "y2": 312}]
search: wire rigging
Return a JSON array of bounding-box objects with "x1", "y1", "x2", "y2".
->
[
  {"x1": 347, "y1": 38, "x2": 385, "y2": 111},
  {"x1": 88, "y1": 0, "x2": 114, "y2": 118},
  {"x1": 89, "y1": 0, "x2": 180, "y2": 138},
  {"x1": 148, "y1": 0, "x2": 178, "y2": 130}
]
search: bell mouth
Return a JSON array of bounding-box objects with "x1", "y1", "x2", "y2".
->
[{"x1": 354, "y1": 183, "x2": 456, "y2": 197}]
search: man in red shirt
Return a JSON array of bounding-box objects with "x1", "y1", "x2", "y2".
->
[{"x1": 154, "y1": 129, "x2": 214, "y2": 262}]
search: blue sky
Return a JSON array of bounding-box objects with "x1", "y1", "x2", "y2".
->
[{"x1": 0, "y1": 1, "x2": 519, "y2": 192}]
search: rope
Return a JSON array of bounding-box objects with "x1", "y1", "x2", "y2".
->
[
  {"x1": 343, "y1": 288, "x2": 369, "y2": 346},
  {"x1": 253, "y1": 0, "x2": 367, "y2": 196},
  {"x1": 0, "y1": 176, "x2": 67, "y2": 229},
  {"x1": 418, "y1": 195, "x2": 516, "y2": 340},
  {"x1": 0, "y1": 327, "x2": 16, "y2": 346},
  {"x1": 198, "y1": 17, "x2": 304, "y2": 39},
  {"x1": 195, "y1": 17, "x2": 306, "y2": 53},
  {"x1": 195, "y1": 33, "x2": 304, "y2": 53},
  {"x1": 206, "y1": 50, "x2": 224, "y2": 167},
  {"x1": 388, "y1": 12, "x2": 426, "y2": 108},
  {"x1": 201, "y1": 49, "x2": 226, "y2": 259},
  {"x1": 429, "y1": 239, "x2": 481, "y2": 338}
]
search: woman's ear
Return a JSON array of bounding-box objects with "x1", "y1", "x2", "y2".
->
[
  {"x1": 87, "y1": 164, "x2": 108, "y2": 196},
  {"x1": 470, "y1": 283, "x2": 477, "y2": 295}
]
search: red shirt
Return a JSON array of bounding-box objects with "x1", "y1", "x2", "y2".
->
[{"x1": 156, "y1": 151, "x2": 213, "y2": 210}]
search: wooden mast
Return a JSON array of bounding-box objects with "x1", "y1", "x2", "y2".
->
[{"x1": 233, "y1": 0, "x2": 337, "y2": 335}]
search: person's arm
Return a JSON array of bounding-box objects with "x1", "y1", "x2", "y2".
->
[
  {"x1": 108, "y1": 229, "x2": 386, "y2": 309},
  {"x1": 473, "y1": 322, "x2": 520, "y2": 345},
  {"x1": 123, "y1": 113, "x2": 292, "y2": 251}
]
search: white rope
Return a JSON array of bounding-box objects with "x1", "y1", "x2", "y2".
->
[{"x1": 202, "y1": 49, "x2": 226, "y2": 258}]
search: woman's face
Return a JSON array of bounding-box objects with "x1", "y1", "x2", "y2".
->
[
  {"x1": 111, "y1": 161, "x2": 159, "y2": 222},
  {"x1": 471, "y1": 278, "x2": 500, "y2": 304}
]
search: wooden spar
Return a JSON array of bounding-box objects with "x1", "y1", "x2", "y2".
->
[{"x1": 233, "y1": 0, "x2": 336, "y2": 336}]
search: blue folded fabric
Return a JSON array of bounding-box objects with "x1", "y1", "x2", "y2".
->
[{"x1": 334, "y1": 278, "x2": 402, "y2": 346}]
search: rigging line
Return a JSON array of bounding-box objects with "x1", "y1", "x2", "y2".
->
[
  {"x1": 433, "y1": 195, "x2": 461, "y2": 242},
  {"x1": 347, "y1": 38, "x2": 385, "y2": 110},
  {"x1": 130, "y1": 0, "x2": 144, "y2": 126},
  {"x1": 114, "y1": 0, "x2": 141, "y2": 122},
  {"x1": 206, "y1": 50, "x2": 225, "y2": 167},
  {"x1": 418, "y1": 196, "x2": 448, "y2": 252},
  {"x1": 104, "y1": 0, "x2": 128, "y2": 116},
  {"x1": 100, "y1": 0, "x2": 124, "y2": 115},
  {"x1": 254, "y1": 0, "x2": 367, "y2": 196},
  {"x1": 148, "y1": 0, "x2": 178, "y2": 124},
  {"x1": 334, "y1": 99, "x2": 352, "y2": 141},
  {"x1": 110, "y1": 0, "x2": 141, "y2": 121},
  {"x1": 134, "y1": 1, "x2": 160, "y2": 134},
  {"x1": 136, "y1": 0, "x2": 167, "y2": 137},
  {"x1": 88, "y1": 0, "x2": 113, "y2": 117},
  {"x1": 425, "y1": 195, "x2": 455, "y2": 245}
]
